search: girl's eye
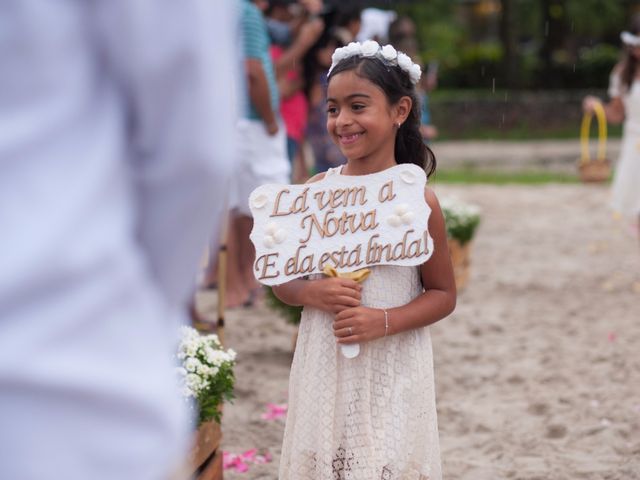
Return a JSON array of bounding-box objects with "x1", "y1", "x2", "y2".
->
[
  {"x1": 352, "y1": 104, "x2": 365, "y2": 111},
  {"x1": 327, "y1": 106, "x2": 338, "y2": 115}
]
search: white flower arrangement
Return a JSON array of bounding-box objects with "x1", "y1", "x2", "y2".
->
[
  {"x1": 177, "y1": 326, "x2": 236, "y2": 425},
  {"x1": 328, "y1": 40, "x2": 422, "y2": 85},
  {"x1": 440, "y1": 197, "x2": 481, "y2": 245}
]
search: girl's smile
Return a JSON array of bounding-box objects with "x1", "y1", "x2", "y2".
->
[{"x1": 337, "y1": 131, "x2": 364, "y2": 145}]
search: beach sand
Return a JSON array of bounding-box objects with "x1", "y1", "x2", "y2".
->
[{"x1": 197, "y1": 183, "x2": 640, "y2": 479}]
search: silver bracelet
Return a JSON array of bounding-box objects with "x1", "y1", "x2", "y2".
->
[{"x1": 383, "y1": 309, "x2": 389, "y2": 337}]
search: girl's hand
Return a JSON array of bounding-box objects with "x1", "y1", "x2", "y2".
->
[
  {"x1": 333, "y1": 307, "x2": 386, "y2": 344},
  {"x1": 305, "y1": 277, "x2": 361, "y2": 314},
  {"x1": 583, "y1": 95, "x2": 601, "y2": 114}
]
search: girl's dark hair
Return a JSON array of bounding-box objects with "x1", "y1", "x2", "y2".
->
[
  {"x1": 327, "y1": 56, "x2": 436, "y2": 177},
  {"x1": 622, "y1": 14, "x2": 640, "y2": 91}
]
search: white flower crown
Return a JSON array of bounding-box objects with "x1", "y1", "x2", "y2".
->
[{"x1": 328, "y1": 40, "x2": 422, "y2": 85}]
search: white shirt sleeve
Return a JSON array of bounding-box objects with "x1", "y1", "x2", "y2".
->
[{"x1": 94, "y1": 0, "x2": 240, "y2": 308}]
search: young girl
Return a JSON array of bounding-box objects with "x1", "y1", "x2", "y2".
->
[
  {"x1": 584, "y1": 15, "x2": 640, "y2": 238},
  {"x1": 274, "y1": 40, "x2": 457, "y2": 480}
]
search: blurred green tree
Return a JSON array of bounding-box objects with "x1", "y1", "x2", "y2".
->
[{"x1": 392, "y1": 0, "x2": 635, "y2": 88}]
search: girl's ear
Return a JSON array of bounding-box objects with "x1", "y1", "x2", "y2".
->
[{"x1": 394, "y1": 96, "x2": 412, "y2": 125}]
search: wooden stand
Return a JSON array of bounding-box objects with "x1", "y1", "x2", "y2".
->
[
  {"x1": 190, "y1": 420, "x2": 223, "y2": 480},
  {"x1": 448, "y1": 238, "x2": 472, "y2": 291}
]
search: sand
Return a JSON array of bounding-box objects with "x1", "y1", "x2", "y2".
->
[{"x1": 197, "y1": 183, "x2": 640, "y2": 480}]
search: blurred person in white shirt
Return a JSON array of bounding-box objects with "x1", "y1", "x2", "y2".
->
[{"x1": 0, "y1": 1, "x2": 239, "y2": 479}]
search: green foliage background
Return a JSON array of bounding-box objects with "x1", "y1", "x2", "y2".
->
[{"x1": 393, "y1": 0, "x2": 633, "y2": 89}]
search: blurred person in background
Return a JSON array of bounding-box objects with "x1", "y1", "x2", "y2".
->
[
  {"x1": 266, "y1": 0, "x2": 325, "y2": 182},
  {"x1": 584, "y1": 14, "x2": 640, "y2": 240},
  {"x1": 356, "y1": 6, "x2": 396, "y2": 44},
  {"x1": 303, "y1": 5, "x2": 362, "y2": 174},
  {"x1": 224, "y1": 0, "x2": 290, "y2": 308},
  {"x1": 0, "y1": 1, "x2": 238, "y2": 479},
  {"x1": 389, "y1": 15, "x2": 439, "y2": 143},
  {"x1": 332, "y1": 4, "x2": 362, "y2": 45}
]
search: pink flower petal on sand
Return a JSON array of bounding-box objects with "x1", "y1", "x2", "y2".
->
[
  {"x1": 608, "y1": 332, "x2": 617, "y2": 342},
  {"x1": 240, "y1": 449, "x2": 257, "y2": 461},
  {"x1": 223, "y1": 452, "x2": 249, "y2": 472},
  {"x1": 255, "y1": 452, "x2": 273, "y2": 464},
  {"x1": 222, "y1": 451, "x2": 235, "y2": 468},
  {"x1": 261, "y1": 403, "x2": 288, "y2": 420},
  {"x1": 223, "y1": 449, "x2": 272, "y2": 472}
]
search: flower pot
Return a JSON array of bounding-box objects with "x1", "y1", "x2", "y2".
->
[{"x1": 448, "y1": 238, "x2": 472, "y2": 291}]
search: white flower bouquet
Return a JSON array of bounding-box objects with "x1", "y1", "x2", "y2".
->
[
  {"x1": 440, "y1": 197, "x2": 481, "y2": 245},
  {"x1": 177, "y1": 326, "x2": 236, "y2": 425}
]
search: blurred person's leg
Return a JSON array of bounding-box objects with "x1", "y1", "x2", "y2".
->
[
  {"x1": 225, "y1": 212, "x2": 252, "y2": 308},
  {"x1": 292, "y1": 139, "x2": 311, "y2": 184},
  {"x1": 236, "y1": 119, "x2": 290, "y2": 304}
]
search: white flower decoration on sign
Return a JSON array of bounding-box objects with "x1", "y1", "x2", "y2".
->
[
  {"x1": 328, "y1": 41, "x2": 422, "y2": 85},
  {"x1": 263, "y1": 222, "x2": 287, "y2": 248},
  {"x1": 252, "y1": 193, "x2": 269, "y2": 209},
  {"x1": 387, "y1": 203, "x2": 415, "y2": 227}
]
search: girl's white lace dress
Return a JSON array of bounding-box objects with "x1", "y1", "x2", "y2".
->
[
  {"x1": 609, "y1": 71, "x2": 640, "y2": 222},
  {"x1": 279, "y1": 263, "x2": 442, "y2": 480}
]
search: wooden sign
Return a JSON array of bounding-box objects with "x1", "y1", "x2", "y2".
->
[{"x1": 249, "y1": 164, "x2": 433, "y2": 286}]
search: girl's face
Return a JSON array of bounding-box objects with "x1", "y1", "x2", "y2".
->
[{"x1": 326, "y1": 70, "x2": 408, "y2": 165}]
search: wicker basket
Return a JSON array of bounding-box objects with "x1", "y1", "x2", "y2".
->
[{"x1": 578, "y1": 101, "x2": 611, "y2": 183}]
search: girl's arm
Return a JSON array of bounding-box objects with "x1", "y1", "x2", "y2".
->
[
  {"x1": 584, "y1": 95, "x2": 625, "y2": 124},
  {"x1": 603, "y1": 97, "x2": 625, "y2": 124},
  {"x1": 583, "y1": 63, "x2": 625, "y2": 124},
  {"x1": 333, "y1": 189, "x2": 457, "y2": 343},
  {"x1": 272, "y1": 171, "x2": 362, "y2": 314}
]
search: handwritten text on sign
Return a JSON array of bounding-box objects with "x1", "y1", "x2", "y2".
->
[{"x1": 249, "y1": 164, "x2": 433, "y2": 286}]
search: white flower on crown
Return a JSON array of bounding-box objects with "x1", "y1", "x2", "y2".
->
[
  {"x1": 361, "y1": 40, "x2": 380, "y2": 56},
  {"x1": 380, "y1": 44, "x2": 397, "y2": 61},
  {"x1": 331, "y1": 48, "x2": 347, "y2": 66},
  {"x1": 396, "y1": 52, "x2": 413, "y2": 72},
  {"x1": 344, "y1": 42, "x2": 362, "y2": 57},
  {"x1": 409, "y1": 63, "x2": 422, "y2": 84}
]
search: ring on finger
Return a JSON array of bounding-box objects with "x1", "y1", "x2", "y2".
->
[{"x1": 348, "y1": 326, "x2": 353, "y2": 335}]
